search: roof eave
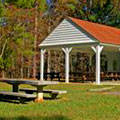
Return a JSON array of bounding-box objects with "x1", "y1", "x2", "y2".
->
[
  {"x1": 100, "y1": 43, "x2": 120, "y2": 48},
  {"x1": 39, "y1": 42, "x2": 99, "y2": 49}
]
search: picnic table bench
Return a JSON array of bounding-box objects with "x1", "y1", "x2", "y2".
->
[
  {"x1": 0, "y1": 91, "x2": 36, "y2": 103},
  {"x1": 0, "y1": 79, "x2": 59, "y2": 102},
  {"x1": 20, "y1": 88, "x2": 67, "y2": 99}
]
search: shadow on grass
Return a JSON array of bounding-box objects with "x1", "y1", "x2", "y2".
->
[
  {"x1": 0, "y1": 96, "x2": 60, "y2": 104},
  {"x1": 0, "y1": 115, "x2": 71, "y2": 120},
  {"x1": 43, "y1": 96, "x2": 60, "y2": 100},
  {"x1": 0, "y1": 99, "x2": 20, "y2": 104}
]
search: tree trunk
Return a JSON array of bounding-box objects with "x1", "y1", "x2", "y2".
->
[
  {"x1": 20, "y1": 56, "x2": 24, "y2": 78},
  {"x1": 33, "y1": 0, "x2": 38, "y2": 79},
  {"x1": 47, "y1": 51, "x2": 50, "y2": 73},
  {"x1": 27, "y1": 66, "x2": 30, "y2": 78},
  {"x1": 1, "y1": 70, "x2": 5, "y2": 78},
  {"x1": 54, "y1": 51, "x2": 57, "y2": 72}
]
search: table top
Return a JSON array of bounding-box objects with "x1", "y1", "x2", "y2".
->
[{"x1": 0, "y1": 79, "x2": 59, "y2": 86}]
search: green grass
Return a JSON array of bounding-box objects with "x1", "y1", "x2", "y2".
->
[{"x1": 0, "y1": 83, "x2": 120, "y2": 120}]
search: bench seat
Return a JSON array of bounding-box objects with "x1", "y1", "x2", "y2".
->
[
  {"x1": 0, "y1": 91, "x2": 36, "y2": 103},
  {"x1": 20, "y1": 88, "x2": 67, "y2": 99}
]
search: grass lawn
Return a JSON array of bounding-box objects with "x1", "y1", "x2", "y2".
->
[{"x1": 0, "y1": 83, "x2": 120, "y2": 120}]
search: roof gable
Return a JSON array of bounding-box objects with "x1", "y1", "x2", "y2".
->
[{"x1": 39, "y1": 19, "x2": 97, "y2": 47}]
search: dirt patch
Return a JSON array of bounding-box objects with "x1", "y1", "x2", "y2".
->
[
  {"x1": 89, "y1": 87, "x2": 114, "y2": 92},
  {"x1": 106, "y1": 92, "x2": 120, "y2": 95}
]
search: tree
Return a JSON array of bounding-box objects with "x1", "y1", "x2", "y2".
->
[
  {"x1": 72, "y1": 0, "x2": 120, "y2": 27},
  {"x1": 1, "y1": 0, "x2": 120, "y2": 78},
  {"x1": 0, "y1": 4, "x2": 34, "y2": 78}
]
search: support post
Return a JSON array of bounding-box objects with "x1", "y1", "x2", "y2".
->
[
  {"x1": 91, "y1": 45, "x2": 103, "y2": 85},
  {"x1": 35, "y1": 86, "x2": 44, "y2": 102},
  {"x1": 62, "y1": 47, "x2": 72, "y2": 83},
  {"x1": 40, "y1": 49, "x2": 46, "y2": 81},
  {"x1": 12, "y1": 84, "x2": 19, "y2": 92}
]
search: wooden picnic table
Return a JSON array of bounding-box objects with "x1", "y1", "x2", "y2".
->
[
  {"x1": 69, "y1": 72, "x2": 95, "y2": 82},
  {"x1": 44, "y1": 72, "x2": 61, "y2": 81},
  {"x1": 0, "y1": 79, "x2": 59, "y2": 102}
]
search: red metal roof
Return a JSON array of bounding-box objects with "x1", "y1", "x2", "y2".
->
[{"x1": 69, "y1": 17, "x2": 120, "y2": 45}]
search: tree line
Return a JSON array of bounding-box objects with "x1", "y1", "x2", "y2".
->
[{"x1": 0, "y1": 0, "x2": 120, "y2": 79}]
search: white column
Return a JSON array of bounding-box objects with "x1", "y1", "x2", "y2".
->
[
  {"x1": 92, "y1": 45, "x2": 103, "y2": 85},
  {"x1": 40, "y1": 49, "x2": 46, "y2": 81},
  {"x1": 62, "y1": 47, "x2": 72, "y2": 83}
]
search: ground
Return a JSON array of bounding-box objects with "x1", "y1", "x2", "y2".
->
[{"x1": 0, "y1": 82, "x2": 120, "y2": 120}]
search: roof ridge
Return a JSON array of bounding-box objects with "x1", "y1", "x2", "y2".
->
[{"x1": 68, "y1": 17, "x2": 120, "y2": 31}]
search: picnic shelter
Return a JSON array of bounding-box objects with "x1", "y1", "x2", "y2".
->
[{"x1": 39, "y1": 17, "x2": 120, "y2": 85}]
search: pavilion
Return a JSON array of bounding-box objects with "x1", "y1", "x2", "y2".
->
[{"x1": 39, "y1": 17, "x2": 120, "y2": 85}]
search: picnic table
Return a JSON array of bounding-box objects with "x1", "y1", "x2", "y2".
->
[
  {"x1": 69, "y1": 72, "x2": 95, "y2": 82},
  {"x1": 0, "y1": 79, "x2": 59, "y2": 102},
  {"x1": 100, "y1": 72, "x2": 120, "y2": 81},
  {"x1": 37, "y1": 72, "x2": 61, "y2": 81}
]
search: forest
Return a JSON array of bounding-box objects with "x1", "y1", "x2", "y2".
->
[{"x1": 0, "y1": 0, "x2": 120, "y2": 79}]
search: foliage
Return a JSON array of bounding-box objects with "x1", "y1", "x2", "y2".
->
[
  {"x1": 0, "y1": 5, "x2": 34, "y2": 77},
  {"x1": 6, "y1": 0, "x2": 35, "y2": 8},
  {"x1": 1, "y1": 0, "x2": 120, "y2": 78},
  {"x1": 0, "y1": 2, "x2": 5, "y2": 17},
  {"x1": 6, "y1": 0, "x2": 47, "y2": 10},
  {"x1": 73, "y1": 0, "x2": 120, "y2": 27}
]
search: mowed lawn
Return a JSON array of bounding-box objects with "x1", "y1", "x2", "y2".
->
[{"x1": 0, "y1": 83, "x2": 120, "y2": 120}]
